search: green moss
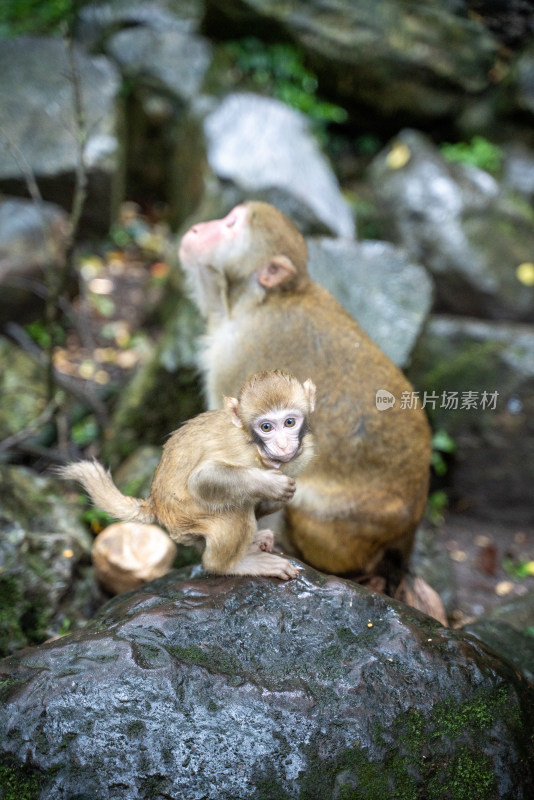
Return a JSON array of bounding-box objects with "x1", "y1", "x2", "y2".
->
[
  {"x1": 295, "y1": 683, "x2": 518, "y2": 799},
  {"x1": 0, "y1": 677, "x2": 26, "y2": 702},
  {"x1": 130, "y1": 642, "x2": 168, "y2": 670},
  {"x1": 427, "y1": 746, "x2": 495, "y2": 800},
  {"x1": 411, "y1": 339, "x2": 503, "y2": 432},
  {"x1": 440, "y1": 136, "x2": 503, "y2": 175},
  {"x1": 207, "y1": 37, "x2": 347, "y2": 143},
  {"x1": 126, "y1": 720, "x2": 145, "y2": 737},
  {"x1": 432, "y1": 684, "x2": 512, "y2": 737},
  {"x1": 0, "y1": 755, "x2": 47, "y2": 800},
  {"x1": 58, "y1": 732, "x2": 77, "y2": 750},
  {"x1": 0, "y1": 574, "x2": 51, "y2": 656},
  {"x1": 166, "y1": 644, "x2": 242, "y2": 679},
  {"x1": 336, "y1": 627, "x2": 362, "y2": 646},
  {"x1": 252, "y1": 769, "x2": 293, "y2": 800},
  {"x1": 421, "y1": 341, "x2": 500, "y2": 396}
]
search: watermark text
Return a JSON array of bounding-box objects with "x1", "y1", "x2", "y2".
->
[{"x1": 376, "y1": 389, "x2": 499, "y2": 411}]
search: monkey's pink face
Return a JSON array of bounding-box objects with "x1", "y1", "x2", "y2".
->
[
  {"x1": 179, "y1": 205, "x2": 251, "y2": 271},
  {"x1": 253, "y1": 409, "x2": 306, "y2": 464}
]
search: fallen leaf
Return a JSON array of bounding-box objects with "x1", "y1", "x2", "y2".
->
[{"x1": 386, "y1": 142, "x2": 411, "y2": 169}]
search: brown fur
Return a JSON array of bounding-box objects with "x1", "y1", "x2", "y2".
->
[{"x1": 179, "y1": 202, "x2": 432, "y2": 578}]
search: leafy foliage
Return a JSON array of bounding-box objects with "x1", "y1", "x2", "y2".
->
[
  {"x1": 222, "y1": 37, "x2": 347, "y2": 136},
  {"x1": 25, "y1": 319, "x2": 65, "y2": 349},
  {"x1": 503, "y1": 557, "x2": 534, "y2": 580},
  {"x1": 431, "y1": 429, "x2": 456, "y2": 477},
  {"x1": 427, "y1": 430, "x2": 456, "y2": 523},
  {"x1": 440, "y1": 136, "x2": 503, "y2": 175},
  {"x1": 0, "y1": 0, "x2": 85, "y2": 36}
]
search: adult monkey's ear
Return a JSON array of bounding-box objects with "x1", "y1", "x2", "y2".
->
[{"x1": 257, "y1": 256, "x2": 296, "y2": 289}]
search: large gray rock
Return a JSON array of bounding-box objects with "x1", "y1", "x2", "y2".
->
[
  {"x1": 203, "y1": 93, "x2": 355, "y2": 237},
  {"x1": 409, "y1": 314, "x2": 534, "y2": 523},
  {"x1": 464, "y1": 591, "x2": 534, "y2": 683},
  {"x1": 75, "y1": 0, "x2": 206, "y2": 47},
  {"x1": 205, "y1": 0, "x2": 498, "y2": 125},
  {"x1": 369, "y1": 129, "x2": 534, "y2": 321},
  {"x1": 503, "y1": 143, "x2": 534, "y2": 200},
  {"x1": 307, "y1": 238, "x2": 433, "y2": 366},
  {"x1": 0, "y1": 37, "x2": 120, "y2": 233},
  {"x1": 106, "y1": 26, "x2": 212, "y2": 102},
  {"x1": 0, "y1": 564, "x2": 533, "y2": 799},
  {"x1": 0, "y1": 197, "x2": 70, "y2": 323}
]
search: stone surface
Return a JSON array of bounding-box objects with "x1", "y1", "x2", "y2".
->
[
  {"x1": 0, "y1": 564, "x2": 532, "y2": 799},
  {"x1": 76, "y1": 0, "x2": 206, "y2": 47},
  {"x1": 0, "y1": 37, "x2": 120, "y2": 232},
  {"x1": 464, "y1": 591, "x2": 534, "y2": 683},
  {"x1": 307, "y1": 237, "x2": 433, "y2": 367},
  {"x1": 409, "y1": 314, "x2": 534, "y2": 523},
  {"x1": 0, "y1": 466, "x2": 101, "y2": 656},
  {"x1": 0, "y1": 197, "x2": 70, "y2": 323},
  {"x1": 369, "y1": 129, "x2": 534, "y2": 322},
  {"x1": 106, "y1": 26, "x2": 212, "y2": 102},
  {"x1": 205, "y1": 0, "x2": 498, "y2": 126},
  {"x1": 204, "y1": 92, "x2": 355, "y2": 237}
]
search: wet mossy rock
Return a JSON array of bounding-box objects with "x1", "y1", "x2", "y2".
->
[
  {"x1": 0, "y1": 565, "x2": 533, "y2": 799},
  {"x1": 0, "y1": 467, "x2": 100, "y2": 656}
]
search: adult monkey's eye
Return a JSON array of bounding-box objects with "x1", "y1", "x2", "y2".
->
[
  {"x1": 261, "y1": 422, "x2": 273, "y2": 432},
  {"x1": 284, "y1": 418, "x2": 296, "y2": 428}
]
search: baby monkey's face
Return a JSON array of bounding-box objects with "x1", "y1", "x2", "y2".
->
[{"x1": 251, "y1": 408, "x2": 307, "y2": 465}]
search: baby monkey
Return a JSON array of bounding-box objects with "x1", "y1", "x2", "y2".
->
[{"x1": 59, "y1": 370, "x2": 315, "y2": 580}]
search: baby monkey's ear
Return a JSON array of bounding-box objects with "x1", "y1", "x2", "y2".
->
[
  {"x1": 224, "y1": 396, "x2": 243, "y2": 428},
  {"x1": 303, "y1": 379, "x2": 316, "y2": 413}
]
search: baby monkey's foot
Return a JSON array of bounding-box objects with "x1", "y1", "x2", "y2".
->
[{"x1": 251, "y1": 529, "x2": 274, "y2": 552}]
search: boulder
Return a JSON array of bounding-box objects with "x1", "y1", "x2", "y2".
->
[
  {"x1": 202, "y1": 92, "x2": 355, "y2": 237},
  {"x1": 503, "y1": 142, "x2": 534, "y2": 200},
  {"x1": 307, "y1": 237, "x2": 433, "y2": 367},
  {"x1": 75, "y1": 0, "x2": 206, "y2": 48},
  {"x1": 369, "y1": 129, "x2": 534, "y2": 322},
  {"x1": 465, "y1": 0, "x2": 534, "y2": 49},
  {"x1": 0, "y1": 37, "x2": 120, "y2": 233},
  {"x1": 409, "y1": 314, "x2": 534, "y2": 523},
  {"x1": 106, "y1": 26, "x2": 212, "y2": 103},
  {"x1": 0, "y1": 466, "x2": 103, "y2": 656},
  {"x1": 464, "y1": 591, "x2": 534, "y2": 683},
  {"x1": 0, "y1": 564, "x2": 533, "y2": 799},
  {"x1": 0, "y1": 196, "x2": 70, "y2": 323},
  {"x1": 204, "y1": 0, "x2": 498, "y2": 126}
]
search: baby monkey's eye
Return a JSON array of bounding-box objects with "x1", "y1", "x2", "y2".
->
[
  {"x1": 284, "y1": 418, "x2": 296, "y2": 428},
  {"x1": 260, "y1": 422, "x2": 273, "y2": 432}
]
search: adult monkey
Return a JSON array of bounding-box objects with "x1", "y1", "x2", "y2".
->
[{"x1": 179, "y1": 202, "x2": 433, "y2": 591}]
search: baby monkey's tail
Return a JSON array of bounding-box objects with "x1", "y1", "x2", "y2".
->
[{"x1": 58, "y1": 460, "x2": 155, "y2": 523}]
